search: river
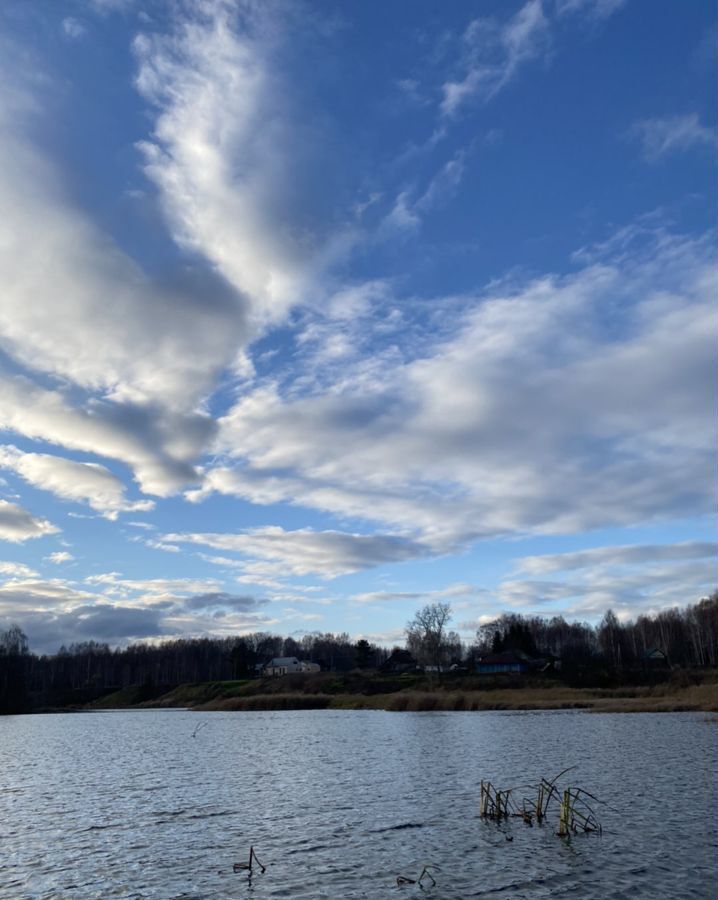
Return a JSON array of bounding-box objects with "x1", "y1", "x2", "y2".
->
[{"x1": 1, "y1": 709, "x2": 715, "y2": 898}]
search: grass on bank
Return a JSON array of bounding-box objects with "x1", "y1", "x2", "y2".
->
[
  {"x1": 91, "y1": 670, "x2": 718, "y2": 713},
  {"x1": 196, "y1": 681, "x2": 718, "y2": 713}
]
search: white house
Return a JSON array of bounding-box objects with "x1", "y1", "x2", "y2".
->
[{"x1": 263, "y1": 657, "x2": 321, "y2": 676}]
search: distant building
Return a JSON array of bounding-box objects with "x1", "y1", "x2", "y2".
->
[
  {"x1": 475, "y1": 650, "x2": 536, "y2": 675},
  {"x1": 379, "y1": 648, "x2": 418, "y2": 674},
  {"x1": 263, "y1": 657, "x2": 321, "y2": 676},
  {"x1": 641, "y1": 647, "x2": 669, "y2": 669}
]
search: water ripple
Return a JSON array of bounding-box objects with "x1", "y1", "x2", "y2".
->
[{"x1": 0, "y1": 710, "x2": 714, "y2": 898}]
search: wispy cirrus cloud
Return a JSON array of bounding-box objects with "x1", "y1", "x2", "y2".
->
[
  {"x1": 515, "y1": 541, "x2": 717, "y2": 574},
  {"x1": 61, "y1": 17, "x2": 86, "y2": 40},
  {"x1": 440, "y1": 0, "x2": 550, "y2": 117},
  {"x1": 134, "y1": 1, "x2": 354, "y2": 324},
  {"x1": 351, "y1": 581, "x2": 481, "y2": 605},
  {"x1": 87, "y1": 0, "x2": 136, "y2": 12},
  {"x1": 555, "y1": 0, "x2": 627, "y2": 19},
  {"x1": 630, "y1": 113, "x2": 717, "y2": 162},
  {"x1": 379, "y1": 150, "x2": 467, "y2": 238}
]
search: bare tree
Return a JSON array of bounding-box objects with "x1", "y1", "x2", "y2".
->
[
  {"x1": 0, "y1": 625, "x2": 29, "y2": 656},
  {"x1": 406, "y1": 602, "x2": 453, "y2": 672}
]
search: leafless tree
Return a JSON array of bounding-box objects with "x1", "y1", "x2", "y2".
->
[{"x1": 406, "y1": 602, "x2": 453, "y2": 672}]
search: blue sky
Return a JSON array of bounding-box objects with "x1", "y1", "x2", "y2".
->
[{"x1": 0, "y1": 0, "x2": 715, "y2": 654}]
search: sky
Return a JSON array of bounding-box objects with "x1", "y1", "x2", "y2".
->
[{"x1": 0, "y1": 0, "x2": 715, "y2": 655}]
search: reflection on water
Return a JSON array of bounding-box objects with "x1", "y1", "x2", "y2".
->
[{"x1": 1, "y1": 709, "x2": 715, "y2": 898}]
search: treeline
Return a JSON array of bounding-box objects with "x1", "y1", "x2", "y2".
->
[
  {"x1": 0, "y1": 630, "x2": 389, "y2": 712},
  {"x1": 1, "y1": 593, "x2": 716, "y2": 713},
  {"x1": 477, "y1": 593, "x2": 718, "y2": 669}
]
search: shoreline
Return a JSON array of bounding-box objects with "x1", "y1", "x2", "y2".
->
[
  {"x1": 192, "y1": 684, "x2": 718, "y2": 714},
  {"x1": 119, "y1": 676, "x2": 718, "y2": 714}
]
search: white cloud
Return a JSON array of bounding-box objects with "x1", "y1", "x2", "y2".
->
[
  {"x1": 0, "y1": 567, "x2": 275, "y2": 652},
  {"x1": 379, "y1": 151, "x2": 467, "y2": 238},
  {"x1": 1, "y1": 604, "x2": 167, "y2": 655},
  {"x1": 495, "y1": 552, "x2": 716, "y2": 623},
  {"x1": 142, "y1": 539, "x2": 181, "y2": 553},
  {"x1": 457, "y1": 543, "x2": 715, "y2": 629},
  {"x1": 62, "y1": 18, "x2": 86, "y2": 40},
  {"x1": 0, "y1": 576, "x2": 93, "y2": 611},
  {"x1": 83, "y1": 573, "x2": 221, "y2": 604},
  {"x1": 380, "y1": 191, "x2": 422, "y2": 237},
  {"x1": 0, "y1": 372, "x2": 214, "y2": 497},
  {"x1": 0, "y1": 500, "x2": 59, "y2": 543},
  {"x1": 395, "y1": 78, "x2": 428, "y2": 107},
  {"x1": 354, "y1": 627, "x2": 407, "y2": 648},
  {"x1": 435, "y1": 0, "x2": 627, "y2": 122},
  {"x1": 555, "y1": 0, "x2": 626, "y2": 19},
  {"x1": 516, "y1": 541, "x2": 717, "y2": 574},
  {"x1": 45, "y1": 551, "x2": 74, "y2": 565},
  {"x1": 203, "y1": 226, "x2": 716, "y2": 546},
  {"x1": 0, "y1": 2, "x2": 365, "y2": 505},
  {"x1": 87, "y1": 0, "x2": 135, "y2": 12},
  {"x1": 281, "y1": 608, "x2": 324, "y2": 622},
  {"x1": 0, "y1": 445, "x2": 155, "y2": 519},
  {"x1": 441, "y1": 1, "x2": 550, "y2": 117},
  {"x1": 631, "y1": 114, "x2": 717, "y2": 162},
  {"x1": 133, "y1": 2, "x2": 353, "y2": 325},
  {"x1": 163, "y1": 526, "x2": 430, "y2": 578},
  {"x1": 415, "y1": 151, "x2": 467, "y2": 213},
  {"x1": 351, "y1": 581, "x2": 481, "y2": 605},
  {"x1": 459, "y1": 540, "x2": 716, "y2": 627},
  {"x1": 0, "y1": 53, "x2": 257, "y2": 497},
  {"x1": 0, "y1": 120, "x2": 250, "y2": 411},
  {"x1": 0, "y1": 561, "x2": 38, "y2": 578}
]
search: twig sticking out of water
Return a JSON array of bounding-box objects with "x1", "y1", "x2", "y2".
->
[
  {"x1": 519, "y1": 766, "x2": 578, "y2": 824},
  {"x1": 556, "y1": 788, "x2": 602, "y2": 840},
  {"x1": 480, "y1": 781, "x2": 520, "y2": 820},
  {"x1": 481, "y1": 769, "x2": 601, "y2": 839},
  {"x1": 396, "y1": 865, "x2": 439, "y2": 887},
  {"x1": 191, "y1": 721, "x2": 208, "y2": 738},
  {"x1": 233, "y1": 846, "x2": 266, "y2": 873},
  {"x1": 522, "y1": 777, "x2": 559, "y2": 824}
]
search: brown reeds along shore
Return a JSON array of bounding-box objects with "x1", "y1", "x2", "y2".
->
[{"x1": 91, "y1": 670, "x2": 718, "y2": 714}]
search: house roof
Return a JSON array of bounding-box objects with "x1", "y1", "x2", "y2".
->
[
  {"x1": 385, "y1": 648, "x2": 416, "y2": 662},
  {"x1": 266, "y1": 657, "x2": 300, "y2": 666},
  {"x1": 379, "y1": 648, "x2": 417, "y2": 671},
  {"x1": 477, "y1": 650, "x2": 533, "y2": 665}
]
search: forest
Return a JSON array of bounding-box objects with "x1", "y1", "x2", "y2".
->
[{"x1": 0, "y1": 592, "x2": 716, "y2": 714}]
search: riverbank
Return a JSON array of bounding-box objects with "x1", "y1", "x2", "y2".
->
[
  {"x1": 196, "y1": 684, "x2": 718, "y2": 713},
  {"x1": 90, "y1": 670, "x2": 718, "y2": 714}
]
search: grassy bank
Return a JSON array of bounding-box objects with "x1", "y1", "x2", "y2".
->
[
  {"x1": 196, "y1": 682, "x2": 717, "y2": 713},
  {"x1": 83, "y1": 669, "x2": 718, "y2": 714}
]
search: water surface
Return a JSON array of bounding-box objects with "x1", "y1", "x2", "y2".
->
[{"x1": 1, "y1": 709, "x2": 715, "y2": 898}]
